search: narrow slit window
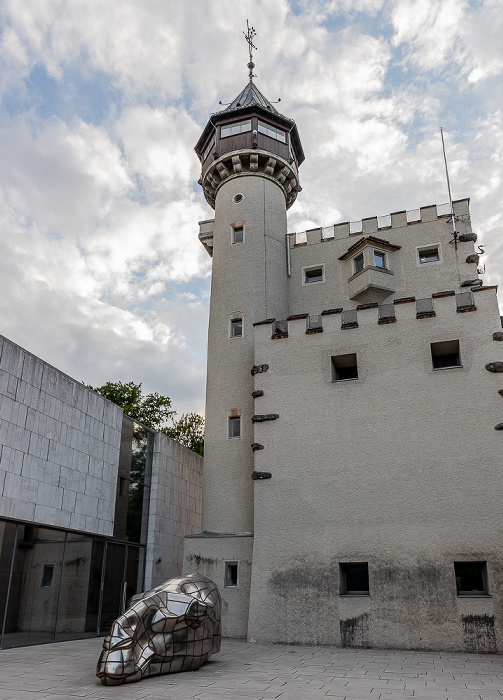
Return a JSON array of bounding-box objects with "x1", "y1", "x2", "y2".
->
[
  {"x1": 225, "y1": 562, "x2": 238, "y2": 587},
  {"x1": 354, "y1": 254, "x2": 364, "y2": 273},
  {"x1": 332, "y1": 353, "x2": 358, "y2": 381},
  {"x1": 228, "y1": 416, "x2": 241, "y2": 438},
  {"x1": 431, "y1": 340, "x2": 461, "y2": 369},
  {"x1": 41, "y1": 564, "x2": 54, "y2": 588},
  {"x1": 340, "y1": 563, "x2": 369, "y2": 595},
  {"x1": 230, "y1": 319, "x2": 243, "y2": 338},
  {"x1": 232, "y1": 226, "x2": 244, "y2": 244}
]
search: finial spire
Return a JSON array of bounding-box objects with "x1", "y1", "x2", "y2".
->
[{"x1": 243, "y1": 20, "x2": 257, "y2": 82}]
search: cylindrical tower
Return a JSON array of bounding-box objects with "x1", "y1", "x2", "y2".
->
[{"x1": 184, "y1": 81, "x2": 303, "y2": 637}]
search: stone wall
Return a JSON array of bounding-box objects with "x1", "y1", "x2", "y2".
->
[
  {"x1": 144, "y1": 432, "x2": 203, "y2": 589},
  {"x1": 0, "y1": 335, "x2": 121, "y2": 536}
]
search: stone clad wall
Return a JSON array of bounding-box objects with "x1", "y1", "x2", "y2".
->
[
  {"x1": 0, "y1": 334, "x2": 121, "y2": 536},
  {"x1": 144, "y1": 433, "x2": 203, "y2": 589}
]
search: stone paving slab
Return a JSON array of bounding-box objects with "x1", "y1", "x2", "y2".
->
[{"x1": 1, "y1": 637, "x2": 503, "y2": 700}]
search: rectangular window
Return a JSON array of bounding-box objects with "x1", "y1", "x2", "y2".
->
[
  {"x1": 354, "y1": 254, "x2": 364, "y2": 273},
  {"x1": 419, "y1": 247, "x2": 440, "y2": 263},
  {"x1": 228, "y1": 416, "x2": 241, "y2": 438},
  {"x1": 257, "y1": 120, "x2": 286, "y2": 143},
  {"x1": 374, "y1": 251, "x2": 386, "y2": 268},
  {"x1": 225, "y1": 562, "x2": 238, "y2": 588},
  {"x1": 203, "y1": 134, "x2": 216, "y2": 161},
  {"x1": 455, "y1": 562, "x2": 488, "y2": 596},
  {"x1": 221, "y1": 120, "x2": 252, "y2": 138},
  {"x1": 431, "y1": 340, "x2": 461, "y2": 369},
  {"x1": 232, "y1": 226, "x2": 244, "y2": 244},
  {"x1": 304, "y1": 266, "x2": 324, "y2": 283},
  {"x1": 340, "y1": 563, "x2": 369, "y2": 595},
  {"x1": 230, "y1": 319, "x2": 243, "y2": 338},
  {"x1": 41, "y1": 564, "x2": 54, "y2": 588},
  {"x1": 332, "y1": 353, "x2": 358, "y2": 381}
]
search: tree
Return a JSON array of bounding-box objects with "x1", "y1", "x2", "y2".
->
[
  {"x1": 163, "y1": 412, "x2": 204, "y2": 456},
  {"x1": 89, "y1": 381, "x2": 204, "y2": 455},
  {"x1": 89, "y1": 381, "x2": 175, "y2": 430}
]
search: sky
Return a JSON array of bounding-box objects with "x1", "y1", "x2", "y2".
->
[{"x1": 0, "y1": 0, "x2": 502, "y2": 417}]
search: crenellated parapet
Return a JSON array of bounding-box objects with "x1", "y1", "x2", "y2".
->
[{"x1": 200, "y1": 149, "x2": 301, "y2": 209}]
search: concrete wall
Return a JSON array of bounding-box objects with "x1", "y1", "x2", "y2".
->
[
  {"x1": 144, "y1": 432, "x2": 203, "y2": 589},
  {"x1": 247, "y1": 287, "x2": 503, "y2": 652},
  {"x1": 0, "y1": 335, "x2": 121, "y2": 536}
]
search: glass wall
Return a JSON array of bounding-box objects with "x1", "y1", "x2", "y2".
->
[{"x1": 0, "y1": 521, "x2": 145, "y2": 648}]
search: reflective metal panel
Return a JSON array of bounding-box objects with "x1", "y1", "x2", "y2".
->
[{"x1": 97, "y1": 573, "x2": 221, "y2": 685}]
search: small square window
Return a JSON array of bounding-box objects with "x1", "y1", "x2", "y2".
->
[
  {"x1": 304, "y1": 266, "x2": 324, "y2": 283},
  {"x1": 332, "y1": 353, "x2": 358, "y2": 381},
  {"x1": 431, "y1": 340, "x2": 461, "y2": 369},
  {"x1": 340, "y1": 563, "x2": 369, "y2": 595},
  {"x1": 454, "y1": 562, "x2": 488, "y2": 596},
  {"x1": 41, "y1": 564, "x2": 54, "y2": 588},
  {"x1": 419, "y1": 247, "x2": 440, "y2": 263},
  {"x1": 232, "y1": 227, "x2": 244, "y2": 244},
  {"x1": 374, "y1": 251, "x2": 386, "y2": 268},
  {"x1": 225, "y1": 562, "x2": 238, "y2": 587},
  {"x1": 228, "y1": 416, "x2": 241, "y2": 438},
  {"x1": 354, "y1": 254, "x2": 364, "y2": 273},
  {"x1": 230, "y1": 319, "x2": 243, "y2": 338}
]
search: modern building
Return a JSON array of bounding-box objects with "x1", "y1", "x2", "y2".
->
[
  {"x1": 0, "y1": 334, "x2": 202, "y2": 648},
  {"x1": 184, "y1": 76, "x2": 503, "y2": 653}
]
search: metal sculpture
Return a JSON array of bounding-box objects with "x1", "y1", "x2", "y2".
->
[{"x1": 96, "y1": 573, "x2": 221, "y2": 685}]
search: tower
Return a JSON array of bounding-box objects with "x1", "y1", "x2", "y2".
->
[{"x1": 184, "y1": 55, "x2": 304, "y2": 635}]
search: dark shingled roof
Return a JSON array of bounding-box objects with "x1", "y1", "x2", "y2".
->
[{"x1": 219, "y1": 81, "x2": 281, "y2": 115}]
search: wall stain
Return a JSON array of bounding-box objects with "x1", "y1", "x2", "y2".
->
[
  {"x1": 462, "y1": 614, "x2": 497, "y2": 653},
  {"x1": 186, "y1": 554, "x2": 218, "y2": 569},
  {"x1": 340, "y1": 613, "x2": 370, "y2": 648}
]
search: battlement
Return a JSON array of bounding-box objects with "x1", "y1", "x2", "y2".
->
[
  {"x1": 291, "y1": 199, "x2": 470, "y2": 246},
  {"x1": 253, "y1": 286, "x2": 498, "y2": 340}
]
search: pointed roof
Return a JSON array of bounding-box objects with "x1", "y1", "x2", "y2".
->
[{"x1": 220, "y1": 81, "x2": 280, "y2": 115}]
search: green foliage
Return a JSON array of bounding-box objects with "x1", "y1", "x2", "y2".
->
[
  {"x1": 89, "y1": 381, "x2": 204, "y2": 455},
  {"x1": 89, "y1": 381, "x2": 175, "y2": 430},
  {"x1": 163, "y1": 412, "x2": 205, "y2": 456}
]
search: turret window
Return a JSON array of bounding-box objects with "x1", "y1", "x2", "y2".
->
[
  {"x1": 228, "y1": 416, "x2": 241, "y2": 438},
  {"x1": 257, "y1": 120, "x2": 286, "y2": 143},
  {"x1": 230, "y1": 318, "x2": 243, "y2": 338},
  {"x1": 221, "y1": 120, "x2": 251, "y2": 138},
  {"x1": 232, "y1": 226, "x2": 244, "y2": 244}
]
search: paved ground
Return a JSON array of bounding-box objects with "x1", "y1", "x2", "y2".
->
[{"x1": 1, "y1": 637, "x2": 503, "y2": 700}]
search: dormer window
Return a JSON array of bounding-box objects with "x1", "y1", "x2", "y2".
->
[
  {"x1": 221, "y1": 120, "x2": 252, "y2": 138},
  {"x1": 257, "y1": 120, "x2": 286, "y2": 143}
]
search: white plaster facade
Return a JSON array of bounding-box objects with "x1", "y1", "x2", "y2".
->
[{"x1": 184, "y1": 80, "x2": 503, "y2": 653}]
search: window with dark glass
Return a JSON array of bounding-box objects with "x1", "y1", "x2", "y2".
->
[
  {"x1": 374, "y1": 251, "x2": 386, "y2": 268},
  {"x1": 455, "y1": 562, "x2": 488, "y2": 595},
  {"x1": 257, "y1": 120, "x2": 286, "y2": 143},
  {"x1": 41, "y1": 564, "x2": 54, "y2": 588},
  {"x1": 225, "y1": 562, "x2": 238, "y2": 587},
  {"x1": 228, "y1": 416, "x2": 241, "y2": 438},
  {"x1": 230, "y1": 319, "x2": 243, "y2": 338},
  {"x1": 221, "y1": 120, "x2": 251, "y2": 138},
  {"x1": 232, "y1": 226, "x2": 244, "y2": 244},
  {"x1": 419, "y1": 247, "x2": 440, "y2": 263},
  {"x1": 354, "y1": 254, "x2": 364, "y2": 273},
  {"x1": 431, "y1": 340, "x2": 461, "y2": 369},
  {"x1": 340, "y1": 563, "x2": 369, "y2": 595},
  {"x1": 332, "y1": 353, "x2": 358, "y2": 381},
  {"x1": 304, "y1": 266, "x2": 324, "y2": 283}
]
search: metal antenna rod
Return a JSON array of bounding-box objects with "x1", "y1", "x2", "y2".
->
[
  {"x1": 440, "y1": 127, "x2": 458, "y2": 250},
  {"x1": 244, "y1": 20, "x2": 257, "y2": 82}
]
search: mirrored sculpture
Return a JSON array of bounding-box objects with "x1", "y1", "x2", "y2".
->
[{"x1": 96, "y1": 573, "x2": 221, "y2": 685}]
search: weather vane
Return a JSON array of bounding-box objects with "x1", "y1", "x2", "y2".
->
[{"x1": 244, "y1": 20, "x2": 257, "y2": 82}]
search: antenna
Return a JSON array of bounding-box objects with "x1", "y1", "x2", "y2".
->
[
  {"x1": 243, "y1": 20, "x2": 257, "y2": 82},
  {"x1": 440, "y1": 127, "x2": 458, "y2": 250}
]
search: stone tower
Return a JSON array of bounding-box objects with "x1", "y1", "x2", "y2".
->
[{"x1": 184, "y1": 81, "x2": 304, "y2": 636}]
